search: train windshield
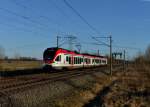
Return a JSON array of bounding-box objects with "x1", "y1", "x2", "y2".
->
[{"x1": 43, "y1": 49, "x2": 57, "y2": 60}]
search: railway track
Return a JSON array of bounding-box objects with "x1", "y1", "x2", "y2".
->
[{"x1": 0, "y1": 67, "x2": 107, "y2": 94}]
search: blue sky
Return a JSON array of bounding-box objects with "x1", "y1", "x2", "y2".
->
[{"x1": 0, "y1": 0, "x2": 150, "y2": 59}]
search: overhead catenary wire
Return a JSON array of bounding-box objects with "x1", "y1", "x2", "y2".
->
[
  {"x1": 0, "y1": 16, "x2": 53, "y2": 39},
  {"x1": 91, "y1": 36, "x2": 110, "y2": 47},
  {"x1": 48, "y1": 0, "x2": 70, "y2": 18},
  {"x1": 80, "y1": 40, "x2": 140, "y2": 51},
  {"x1": 63, "y1": 0, "x2": 112, "y2": 56},
  {"x1": 0, "y1": 3, "x2": 57, "y2": 50},
  {"x1": 0, "y1": 21, "x2": 44, "y2": 36},
  {"x1": 0, "y1": 7, "x2": 55, "y2": 31},
  {"x1": 10, "y1": 0, "x2": 28, "y2": 9},
  {"x1": 0, "y1": 1, "x2": 63, "y2": 39},
  {"x1": 63, "y1": 0, "x2": 100, "y2": 35},
  {"x1": 113, "y1": 45, "x2": 141, "y2": 51},
  {"x1": 10, "y1": 0, "x2": 63, "y2": 28}
]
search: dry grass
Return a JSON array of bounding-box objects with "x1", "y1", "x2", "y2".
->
[
  {"x1": 2, "y1": 65, "x2": 149, "y2": 107},
  {"x1": 0, "y1": 60, "x2": 42, "y2": 71},
  {"x1": 51, "y1": 73, "x2": 113, "y2": 107},
  {"x1": 103, "y1": 65, "x2": 150, "y2": 107}
]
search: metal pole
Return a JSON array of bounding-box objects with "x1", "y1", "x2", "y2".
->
[
  {"x1": 69, "y1": 36, "x2": 73, "y2": 51},
  {"x1": 110, "y1": 35, "x2": 112, "y2": 76},
  {"x1": 98, "y1": 50, "x2": 99, "y2": 55},
  {"x1": 123, "y1": 50, "x2": 126, "y2": 72},
  {"x1": 57, "y1": 36, "x2": 59, "y2": 48},
  {"x1": 65, "y1": 35, "x2": 76, "y2": 51}
]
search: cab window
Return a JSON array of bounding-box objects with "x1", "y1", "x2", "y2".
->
[{"x1": 55, "y1": 55, "x2": 61, "y2": 61}]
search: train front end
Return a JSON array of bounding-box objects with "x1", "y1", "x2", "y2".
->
[{"x1": 43, "y1": 48, "x2": 57, "y2": 70}]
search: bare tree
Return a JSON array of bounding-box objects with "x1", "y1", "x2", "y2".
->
[
  {"x1": 145, "y1": 45, "x2": 150, "y2": 61},
  {"x1": 14, "y1": 52, "x2": 21, "y2": 59},
  {"x1": 0, "y1": 45, "x2": 5, "y2": 59}
]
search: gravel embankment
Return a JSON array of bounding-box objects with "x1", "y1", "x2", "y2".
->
[{"x1": 0, "y1": 69, "x2": 112, "y2": 107}]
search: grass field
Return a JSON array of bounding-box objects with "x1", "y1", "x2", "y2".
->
[
  {"x1": 43, "y1": 64, "x2": 150, "y2": 107},
  {"x1": 81, "y1": 64, "x2": 150, "y2": 107},
  {"x1": 0, "y1": 63, "x2": 149, "y2": 107},
  {"x1": 0, "y1": 60, "x2": 42, "y2": 71}
]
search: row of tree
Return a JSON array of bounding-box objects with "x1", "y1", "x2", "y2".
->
[
  {"x1": 0, "y1": 46, "x2": 5, "y2": 59},
  {"x1": 0, "y1": 46, "x2": 38, "y2": 61},
  {"x1": 135, "y1": 45, "x2": 150, "y2": 64}
]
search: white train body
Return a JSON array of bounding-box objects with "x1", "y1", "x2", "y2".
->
[{"x1": 43, "y1": 47, "x2": 107, "y2": 70}]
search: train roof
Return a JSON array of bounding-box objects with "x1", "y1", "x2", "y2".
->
[
  {"x1": 45, "y1": 47, "x2": 106, "y2": 58},
  {"x1": 46, "y1": 47, "x2": 79, "y2": 53}
]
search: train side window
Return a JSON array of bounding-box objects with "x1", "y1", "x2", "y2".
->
[
  {"x1": 76, "y1": 57, "x2": 77, "y2": 64},
  {"x1": 80, "y1": 58, "x2": 82, "y2": 64},
  {"x1": 79, "y1": 58, "x2": 81, "y2": 63},
  {"x1": 66, "y1": 56, "x2": 69, "y2": 62},
  {"x1": 78, "y1": 57, "x2": 80, "y2": 64},
  {"x1": 99, "y1": 60, "x2": 101, "y2": 63},
  {"x1": 88, "y1": 58, "x2": 90, "y2": 64},
  {"x1": 76, "y1": 57, "x2": 78, "y2": 64},
  {"x1": 84, "y1": 58, "x2": 87, "y2": 63},
  {"x1": 102, "y1": 60, "x2": 105, "y2": 64},
  {"x1": 69, "y1": 57, "x2": 71, "y2": 64},
  {"x1": 74, "y1": 57, "x2": 75, "y2": 64},
  {"x1": 79, "y1": 58, "x2": 80, "y2": 63},
  {"x1": 102, "y1": 60, "x2": 104, "y2": 63},
  {"x1": 79, "y1": 57, "x2": 81, "y2": 64},
  {"x1": 103, "y1": 60, "x2": 106, "y2": 64},
  {"x1": 86, "y1": 59, "x2": 88, "y2": 63},
  {"x1": 74, "y1": 57, "x2": 76, "y2": 64}
]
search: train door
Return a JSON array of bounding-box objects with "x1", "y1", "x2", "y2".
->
[
  {"x1": 83, "y1": 56, "x2": 85, "y2": 68},
  {"x1": 65, "y1": 55, "x2": 71, "y2": 66},
  {"x1": 55, "y1": 54, "x2": 62, "y2": 66}
]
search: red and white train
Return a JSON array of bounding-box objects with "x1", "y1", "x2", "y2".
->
[{"x1": 43, "y1": 47, "x2": 107, "y2": 70}]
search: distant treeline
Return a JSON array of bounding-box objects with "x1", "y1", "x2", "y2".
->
[
  {"x1": 0, "y1": 57, "x2": 41, "y2": 61},
  {"x1": 134, "y1": 45, "x2": 150, "y2": 64}
]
